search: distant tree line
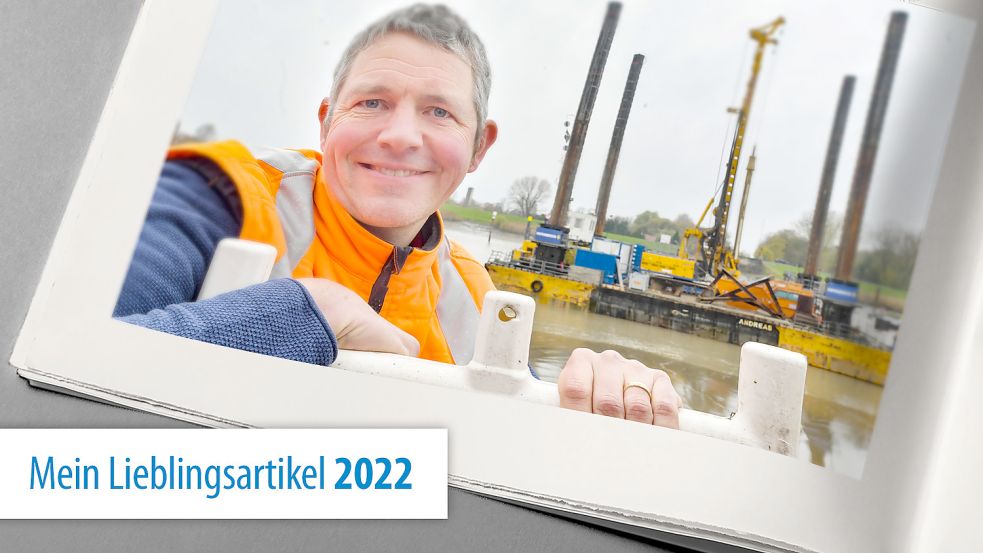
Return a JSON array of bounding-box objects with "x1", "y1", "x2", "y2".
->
[
  {"x1": 608, "y1": 211, "x2": 694, "y2": 243},
  {"x1": 458, "y1": 176, "x2": 709, "y2": 246},
  {"x1": 755, "y1": 213, "x2": 840, "y2": 270},
  {"x1": 496, "y1": 176, "x2": 698, "y2": 243},
  {"x1": 754, "y1": 211, "x2": 920, "y2": 290}
]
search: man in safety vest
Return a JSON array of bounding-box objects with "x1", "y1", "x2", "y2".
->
[{"x1": 114, "y1": 4, "x2": 682, "y2": 428}]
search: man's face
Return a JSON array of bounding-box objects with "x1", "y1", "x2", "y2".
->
[{"x1": 320, "y1": 32, "x2": 496, "y2": 237}]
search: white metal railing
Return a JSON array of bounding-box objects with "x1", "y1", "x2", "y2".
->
[
  {"x1": 203, "y1": 238, "x2": 807, "y2": 456},
  {"x1": 487, "y1": 249, "x2": 570, "y2": 277}
]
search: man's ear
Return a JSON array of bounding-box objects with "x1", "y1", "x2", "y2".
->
[
  {"x1": 468, "y1": 119, "x2": 498, "y2": 172},
  {"x1": 318, "y1": 97, "x2": 331, "y2": 151}
]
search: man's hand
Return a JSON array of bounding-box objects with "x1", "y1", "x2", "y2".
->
[
  {"x1": 296, "y1": 278, "x2": 420, "y2": 357},
  {"x1": 557, "y1": 348, "x2": 683, "y2": 428}
]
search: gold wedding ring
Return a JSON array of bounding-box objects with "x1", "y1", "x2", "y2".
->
[{"x1": 623, "y1": 381, "x2": 653, "y2": 403}]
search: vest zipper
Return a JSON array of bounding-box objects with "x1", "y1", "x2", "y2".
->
[{"x1": 367, "y1": 245, "x2": 412, "y2": 313}]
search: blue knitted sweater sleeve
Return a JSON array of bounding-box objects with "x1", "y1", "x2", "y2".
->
[{"x1": 113, "y1": 160, "x2": 338, "y2": 366}]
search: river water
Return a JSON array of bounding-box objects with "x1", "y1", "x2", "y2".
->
[{"x1": 445, "y1": 220, "x2": 882, "y2": 479}]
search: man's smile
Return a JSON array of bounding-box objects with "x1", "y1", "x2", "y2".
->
[{"x1": 358, "y1": 162, "x2": 429, "y2": 178}]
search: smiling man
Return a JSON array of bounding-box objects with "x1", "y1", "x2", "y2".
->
[
  {"x1": 321, "y1": 31, "x2": 492, "y2": 246},
  {"x1": 114, "y1": 3, "x2": 682, "y2": 428}
]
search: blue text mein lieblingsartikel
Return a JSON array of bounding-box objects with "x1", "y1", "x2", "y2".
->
[{"x1": 28, "y1": 455, "x2": 413, "y2": 498}]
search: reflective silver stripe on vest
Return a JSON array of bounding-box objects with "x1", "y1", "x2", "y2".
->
[
  {"x1": 436, "y1": 238, "x2": 480, "y2": 365},
  {"x1": 253, "y1": 147, "x2": 318, "y2": 279}
]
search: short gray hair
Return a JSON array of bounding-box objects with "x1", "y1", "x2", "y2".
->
[{"x1": 329, "y1": 4, "x2": 491, "y2": 143}]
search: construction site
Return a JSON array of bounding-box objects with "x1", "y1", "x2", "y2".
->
[{"x1": 486, "y1": 3, "x2": 912, "y2": 386}]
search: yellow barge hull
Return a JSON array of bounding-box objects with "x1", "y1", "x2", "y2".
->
[
  {"x1": 778, "y1": 327, "x2": 890, "y2": 385},
  {"x1": 485, "y1": 264, "x2": 594, "y2": 307}
]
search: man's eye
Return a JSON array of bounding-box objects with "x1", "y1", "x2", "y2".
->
[
  {"x1": 433, "y1": 107, "x2": 450, "y2": 119},
  {"x1": 362, "y1": 99, "x2": 381, "y2": 109}
]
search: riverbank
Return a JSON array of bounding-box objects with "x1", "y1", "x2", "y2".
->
[
  {"x1": 440, "y1": 202, "x2": 530, "y2": 235},
  {"x1": 440, "y1": 202, "x2": 676, "y2": 254}
]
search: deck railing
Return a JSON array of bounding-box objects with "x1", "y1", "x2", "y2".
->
[{"x1": 486, "y1": 250, "x2": 570, "y2": 277}]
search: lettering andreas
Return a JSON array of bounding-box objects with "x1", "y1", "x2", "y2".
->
[
  {"x1": 115, "y1": 4, "x2": 682, "y2": 427},
  {"x1": 738, "y1": 319, "x2": 774, "y2": 332}
]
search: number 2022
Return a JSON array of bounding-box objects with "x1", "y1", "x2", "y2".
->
[{"x1": 335, "y1": 457, "x2": 412, "y2": 490}]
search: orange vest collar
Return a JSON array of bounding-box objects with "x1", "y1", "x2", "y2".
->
[{"x1": 309, "y1": 169, "x2": 445, "y2": 284}]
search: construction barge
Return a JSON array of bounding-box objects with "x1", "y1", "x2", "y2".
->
[{"x1": 486, "y1": 237, "x2": 893, "y2": 386}]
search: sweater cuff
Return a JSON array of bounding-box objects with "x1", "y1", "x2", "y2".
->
[
  {"x1": 286, "y1": 278, "x2": 339, "y2": 364},
  {"x1": 117, "y1": 278, "x2": 339, "y2": 366}
]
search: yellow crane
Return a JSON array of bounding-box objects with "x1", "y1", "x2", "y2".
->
[{"x1": 679, "y1": 16, "x2": 785, "y2": 278}]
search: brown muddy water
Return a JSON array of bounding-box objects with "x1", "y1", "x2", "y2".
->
[{"x1": 446, "y1": 220, "x2": 882, "y2": 479}]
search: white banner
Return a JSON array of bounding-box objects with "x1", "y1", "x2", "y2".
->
[{"x1": 0, "y1": 429, "x2": 447, "y2": 519}]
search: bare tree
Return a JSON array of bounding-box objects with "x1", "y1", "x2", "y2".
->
[
  {"x1": 508, "y1": 176, "x2": 552, "y2": 216},
  {"x1": 795, "y1": 210, "x2": 842, "y2": 249}
]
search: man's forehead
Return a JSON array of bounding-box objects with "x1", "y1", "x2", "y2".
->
[{"x1": 340, "y1": 33, "x2": 473, "y2": 100}]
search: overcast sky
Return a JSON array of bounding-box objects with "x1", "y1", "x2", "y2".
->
[{"x1": 178, "y1": 0, "x2": 974, "y2": 252}]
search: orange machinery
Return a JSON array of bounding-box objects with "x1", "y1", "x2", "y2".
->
[{"x1": 707, "y1": 271, "x2": 821, "y2": 322}]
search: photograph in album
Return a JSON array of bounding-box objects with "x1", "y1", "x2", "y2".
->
[
  {"x1": 9, "y1": 0, "x2": 980, "y2": 551},
  {"x1": 112, "y1": 0, "x2": 972, "y2": 477}
]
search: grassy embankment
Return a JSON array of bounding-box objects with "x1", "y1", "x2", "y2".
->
[
  {"x1": 762, "y1": 261, "x2": 907, "y2": 311},
  {"x1": 440, "y1": 203, "x2": 676, "y2": 254},
  {"x1": 440, "y1": 202, "x2": 530, "y2": 234}
]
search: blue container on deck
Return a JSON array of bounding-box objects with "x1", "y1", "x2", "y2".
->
[
  {"x1": 573, "y1": 249, "x2": 619, "y2": 284},
  {"x1": 825, "y1": 280, "x2": 859, "y2": 303},
  {"x1": 533, "y1": 226, "x2": 565, "y2": 246},
  {"x1": 629, "y1": 244, "x2": 644, "y2": 271}
]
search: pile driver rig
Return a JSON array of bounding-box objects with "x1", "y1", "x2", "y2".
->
[{"x1": 679, "y1": 16, "x2": 785, "y2": 279}]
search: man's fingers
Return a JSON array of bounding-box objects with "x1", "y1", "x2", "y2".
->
[
  {"x1": 340, "y1": 310, "x2": 421, "y2": 357},
  {"x1": 651, "y1": 372, "x2": 680, "y2": 429},
  {"x1": 557, "y1": 348, "x2": 594, "y2": 413},
  {"x1": 558, "y1": 347, "x2": 681, "y2": 428},
  {"x1": 622, "y1": 361, "x2": 655, "y2": 424},
  {"x1": 299, "y1": 277, "x2": 420, "y2": 357},
  {"x1": 592, "y1": 350, "x2": 626, "y2": 419},
  {"x1": 377, "y1": 320, "x2": 421, "y2": 357}
]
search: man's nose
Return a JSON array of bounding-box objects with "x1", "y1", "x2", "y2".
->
[{"x1": 377, "y1": 104, "x2": 423, "y2": 153}]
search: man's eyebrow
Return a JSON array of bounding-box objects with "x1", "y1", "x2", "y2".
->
[
  {"x1": 346, "y1": 84, "x2": 394, "y2": 97},
  {"x1": 347, "y1": 84, "x2": 466, "y2": 108},
  {"x1": 420, "y1": 93, "x2": 459, "y2": 107}
]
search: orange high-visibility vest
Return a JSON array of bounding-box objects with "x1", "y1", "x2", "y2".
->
[{"x1": 168, "y1": 140, "x2": 494, "y2": 365}]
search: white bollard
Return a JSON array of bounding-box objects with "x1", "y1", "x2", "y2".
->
[
  {"x1": 197, "y1": 238, "x2": 277, "y2": 300},
  {"x1": 677, "y1": 343, "x2": 806, "y2": 454},
  {"x1": 203, "y1": 240, "x2": 807, "y2": 455},
  {"x1": 332, "y1": 292, "x2": 559, "y2": 405},
  {"x1": 464, "y1": 292, "x2": 560, "y2": 401},
  {"x1": 735, "y1": 342, "x2": 807, "y2": 455}
]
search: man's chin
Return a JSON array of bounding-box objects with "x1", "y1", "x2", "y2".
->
[{"x1": 349, "y1": 203, "x2": 430, "y2": 232}]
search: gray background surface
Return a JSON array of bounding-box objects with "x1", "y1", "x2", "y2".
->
[{"x1": 0, "y1": 1, "x2": 731, "y2": 551}]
